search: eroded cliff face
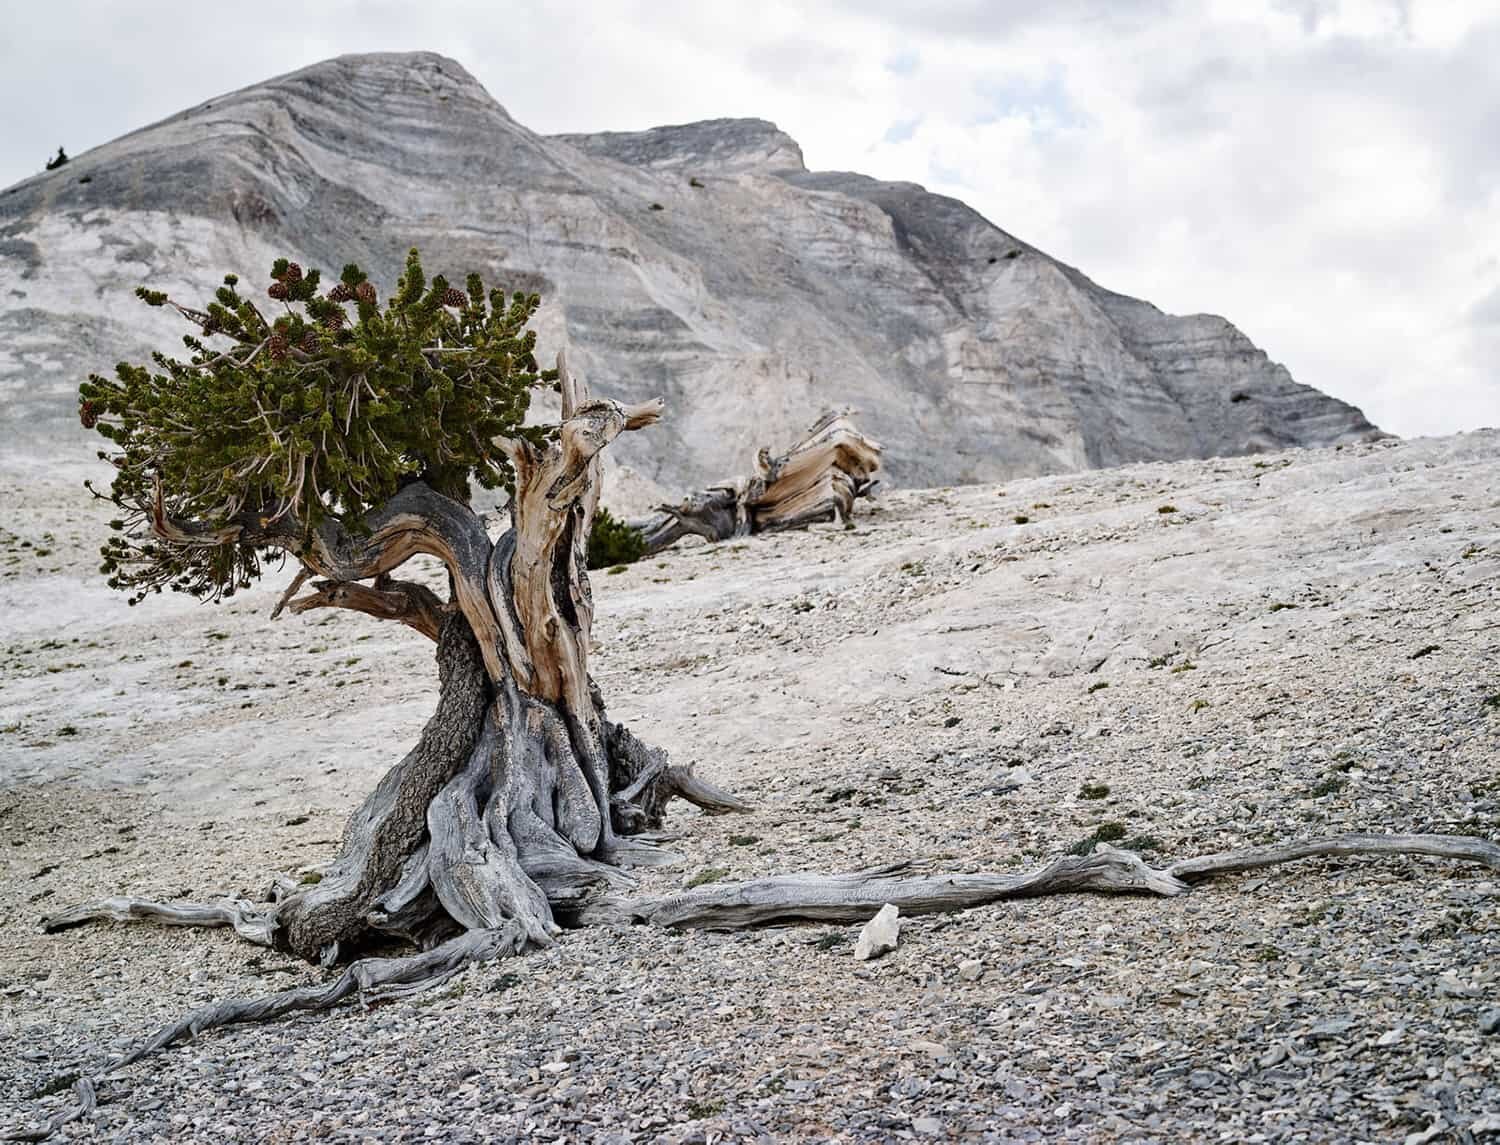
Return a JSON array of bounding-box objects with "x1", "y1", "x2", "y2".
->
[{"x1": 0, "y1": 51, "x2": 1380, "y2": 488}]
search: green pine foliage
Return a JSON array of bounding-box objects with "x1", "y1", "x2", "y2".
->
[
  {"x1": 80, "y1": 249, "x2": 558, "y2": 605},
  {"x1": 586, "y1": 507, "x2": 646, "y2": 570}
]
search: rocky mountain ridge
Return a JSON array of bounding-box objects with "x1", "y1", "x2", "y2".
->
[{"x1": 0, "y1": 51, "x2": 1380, "y2": 490}]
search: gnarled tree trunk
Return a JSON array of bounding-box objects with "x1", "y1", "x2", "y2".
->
[
  {"x1": 638, "y1": 409, "x2": 882, "y2": 556},
  {"x1": 53, "y1": 352, "x2": 742, "y2": 970}
]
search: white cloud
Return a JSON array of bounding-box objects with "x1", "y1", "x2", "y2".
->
[{"x1": 2, "y1": 0, "x2": 1495, "y2": 435}]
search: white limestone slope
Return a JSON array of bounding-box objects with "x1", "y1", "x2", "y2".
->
[{"x1": 0, "y1": 52, "x2": 1379, "y2": 491}]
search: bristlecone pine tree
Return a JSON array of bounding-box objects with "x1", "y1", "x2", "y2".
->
[{"x1": 22, "y1": 249, "x2": 1500, "y2": 1138}]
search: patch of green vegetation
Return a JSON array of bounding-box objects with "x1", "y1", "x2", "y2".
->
[
  {"x1": 1067, "y1": 820, "x2": 1128, "y2": 855},
  {"x1": 791, "y1": 600, "x2": 815, "y2": 613},
  {"x1": 1306, "y1": 775, "x2": 1347, "y2": 798},
  {"x1": 1148, "y1": 654, "x2": 1172, "y2": 669},
  {"x1": 586, "y1": 507, "x2": 646, "y2": 570},
  {"x1": 488, "y1": 972, "x2": 522, "y2": 994},
  {"x1": 56, "y1": 726, "x2": 78, "y2": 737},
  {"x1": 1079, "y1": 782, "x2": 1110, "y2": 800},
  {"x1": 1268, "y1": 602, "x2": 1297, "y2": 612},
  {"x1": 943, "y1": 716, "x2": 961, "y2": 728},
  {"x1": 1012, "y1": 515, "x2": 1030, "y2": 525},
  {"x1": 298, "y1": 871, "x2": 323, "y2": 885},
  {"x1": 607, "y1": 564, "x2": 629, "y2": 575},
  {"x1": 284, "y1": 814, "x2": 310, "y2": 826},
  {"x1": 1170, "y1": 661, "x2": 1197, "y2": 674},
  {"x1": 1188, "y1": 698, "x2": 1210, "y2": 713},
  {"x1": 685, "y1": 867, "x2": 729, "y2": 888},
  {"x1": 1087, "y1": 681, "x2": 1109, "y2": 694},
  {"x1": 810, "y1": 933, "x2": 842, "y2": 951},
  {"x1": 1157, "y1": 505, "x2": 1178, "y2": 514},
  {"x1": 1462, "y1": 545, "x2": 1483, "y2": 559},
  {"x1": 1292, "y1": 903, "x2": 1333, "y2": 928},
  {"x1": 1482, "y1": 694, "x2": 1500, "y2": 714},
  {"x1": 728, "y1": 834, "x2": 760, "y2": 847}
]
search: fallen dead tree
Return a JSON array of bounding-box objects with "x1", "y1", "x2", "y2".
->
[
  {"x1": 636, "y1": 410, "x2": 882, "y2": 556},
  {"x1": 17, "y1": 252, "x2": 1500, "y2": 1139}
]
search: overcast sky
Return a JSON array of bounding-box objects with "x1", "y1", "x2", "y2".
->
[{"x1": 4, "y1": 0, "x2": 1497, "y2": 437}]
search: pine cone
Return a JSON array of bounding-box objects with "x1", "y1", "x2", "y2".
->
[
  {"x1": 442, "y1": 287, "x2": 467, "y2": 308},
  {"x1": 268, "y1": 281, "x2": 289, "y2": 301},
  {"x1": 285, "y1": 262, "x2": 302, "y2": 284},
  {"x1": 268, "y1": 334, "x2": 289, "y2": 360},
  {"x1": 328, "y1": 283, "x2": 353, "y2": 302},
  {"x1": 79, "y1": 400, "x2": 97, "y2": 429},
  {"x1": 355, "y1": 282, "x2": 377, "y2": 305},
  {"x1": 300, "y1": 331, "x2": 320, "y2": 354},
  {"x1": 320, "y1": 308, "x2": 345, "y2": 331}
]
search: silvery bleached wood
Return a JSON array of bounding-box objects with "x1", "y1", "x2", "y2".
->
[{"x1": 638, "y1": 410, "x2": 882, "y2": 555}]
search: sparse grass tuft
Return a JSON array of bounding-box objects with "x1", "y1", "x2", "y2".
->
[
  {"x1": 1079, "y1": 782, "x2": 1110, "y2": 800},
  {"x1": 1306, "y1": 775, "x2": 1347, "y2": 798},
  {"x1": 685, "y1": 867, "x2": 729, "y2": 888},
  {"x1": 1067, "y1": 820, "x2": 1128, "y2": 855},
  {"x1": 1013, "y1": 515, "x2": 1030, "y2": 525},
  {"x1": 1157, "y1": 505, "x2": 1178, "y2": 514},
  {"x1": 1087, "y1": 681, "x2": 1109, "y2": 694}
]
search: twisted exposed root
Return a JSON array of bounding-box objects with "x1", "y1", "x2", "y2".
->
[
  {"x1": 6, "y1": 926, "x2": 526, "y2": 1142},
  {"x1": 39, "y1": 897, "x2": 278, "y2": 946},
  {"x1": 2, "y1": 1078, "x2": 94, "y2": 1143}
]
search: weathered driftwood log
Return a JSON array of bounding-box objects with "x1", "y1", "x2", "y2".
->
[{"x1": 637, "y1": 410, "x2": 882, "y2": 555}]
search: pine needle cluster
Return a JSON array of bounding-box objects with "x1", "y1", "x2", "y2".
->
[{"x1": 79, "y1": 249, "x2": 558, "y2": 603}]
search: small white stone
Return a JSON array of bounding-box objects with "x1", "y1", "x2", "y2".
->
[
  {"x1": 854, "y1": 903, "x2": 900, "y2": 961},
  {"x1": 957, "y1": 959, "x2": 984, "y2": 982}
]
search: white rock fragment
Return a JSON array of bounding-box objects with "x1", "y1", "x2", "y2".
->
[
  {"x1": 957, "y1": 959, "x2": 984, "y2": 982},
  {"x1": 854, "y1": 903, "x2": 900, "y2": 961},
  {"x1": 1470, "y1": 1113, "x2": 1500, "y2": 1136}
]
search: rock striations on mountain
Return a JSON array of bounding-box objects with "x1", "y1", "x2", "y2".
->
[{"x1": 0, "y1": 51, "x2": 1380, "y2": 488}]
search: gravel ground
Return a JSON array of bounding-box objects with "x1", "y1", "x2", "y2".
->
[{"x1": 1, "y1": 430, "x2": 1498, "y2": 1142}]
